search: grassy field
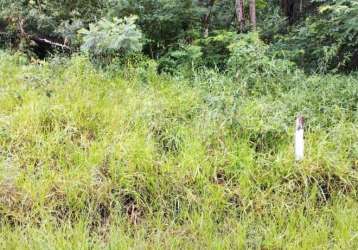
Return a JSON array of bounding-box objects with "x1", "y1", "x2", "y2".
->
[{"x1": 0, "y1": 53, "x2": 357, "y2": 249}]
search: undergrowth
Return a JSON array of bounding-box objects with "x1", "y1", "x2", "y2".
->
[{"x1": 0, "y1": 52, "x2": 357, "y2": 249}]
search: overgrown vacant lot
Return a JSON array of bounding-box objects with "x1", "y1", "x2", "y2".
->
[{"x1": 0, "y1": 54, "x2": 357, "y2": 249}]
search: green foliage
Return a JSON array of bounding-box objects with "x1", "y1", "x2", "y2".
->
[
  {"x1": 158, "y1": 44, "x2": 203, "y2": 74},
  {"x1": 56, "y1": 19, "x2": 84, "y2": 47},
  {"x1": 158, "y1": 31, "x2": 237, "y2": 74},
  {"x1": 228, "y1": 33, "x2": 297, "y2": 94},
  {"x1": 273, "y1": 0, "x2": 358, "y2": 72},
  {"x1": 1, "y1": 0, "x2": 356, "y2": 74},
  {"x1": 198, "y1": 30, "x2": 238, "y2": 69},
  {"x1": 79, "y1": 16, "x2": 143, "y2": 64},
  {"x1": 259, "y1": 5, "x2": 287, "y2": 42},
  {"x1": 0, "y1": 0, "x2": 113, "y2": 56},
  {"x1": 0, "y1": 52, "x2": 358, "y2": 248},
  {"x1": 0, "y1": 0, "x2": 358, "y2": 246},
  {"x1": 107, "y1": 0, "x2": 204, "y2": 58}
]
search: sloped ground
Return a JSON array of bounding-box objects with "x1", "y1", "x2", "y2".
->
[{"x1": 0, "y1": 53, "x2": 357, "y2": 249}]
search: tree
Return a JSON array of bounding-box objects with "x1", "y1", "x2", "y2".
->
[
  {"x1": 249, "y1": 0, "x2": 256, "y2": 30},
  {"x1": 280, "y1": 0, "x2": 313, "y2": 24},
  {"x1": 202, "y1": 0, "x2": 216, "y2": 37},
  {"x1": 235, "y1": 0, "x2": 245, "y2": 32}
]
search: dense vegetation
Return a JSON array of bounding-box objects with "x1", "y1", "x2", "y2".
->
[
  {"x1": 1, "y1": 0, "x2": 357, "y2": 72},
  {"x1": 1, "y1": 51, "x2": 357, "y2": 249},
  {"x1": 0, "y1": 0, "x2": 358, "y2": 249}
]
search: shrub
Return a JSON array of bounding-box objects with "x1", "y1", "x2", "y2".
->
[
  {"x1": 158, "y1": 44, "x2": 202, "y2": 74},
  {"x1": 227, "y1": 32, "x2": 297, "y2": 94},
  {"x1": 79, "y1": 16, "x2": 143, "y2": 65},
  {"x1": 158, "y1": 31, "x2": 237, "y2": 74}
]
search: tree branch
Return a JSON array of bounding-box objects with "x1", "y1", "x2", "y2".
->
[
  {"x1": 18, "y1": 18, "x2": 71, "y2": 50},
  {"x1": 32, "y1": 37, "x2": 71, "y2": 50}
]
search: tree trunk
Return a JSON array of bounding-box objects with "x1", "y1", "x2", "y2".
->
[
  {"x1": 249, "y1": 0, "x2": 256, "y2": 30},
  {"x1": 281, "y1": 0, "x2": 296, "y2": 24},
  {"x1": 203, "y1": 0, "x2": 215, "y2": 37},
  {"x1": 18, "y1": 19, "x2": 71, "y2": 51},
  {"x1": 280, "y1": 0, "x2": 288, "y2": 16},
  {"x1": 235, "y1": 0, "x2": 245, "y2": 32}
]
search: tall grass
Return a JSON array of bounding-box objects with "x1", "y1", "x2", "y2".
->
[{"x1": 0, "y1": 52, "x2": 357, "y2": 249}]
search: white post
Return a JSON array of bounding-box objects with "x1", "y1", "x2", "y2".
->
[{"x1": 295, "y1": 116, "x2": 304, "y2": 161}]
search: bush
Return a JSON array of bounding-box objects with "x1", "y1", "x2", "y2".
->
[
  {"x1": 227, "y1": 32, "x2": 297, "y2": 94},
  {"x1": 158, "y1": 44, "x2": 202, "y2": 74},
  {"x1": 79, "y1": 16, "x2": 143, "y2": 65},
  {"x1": 158, "y1": 31, "x2": 237, "y2": 74}
]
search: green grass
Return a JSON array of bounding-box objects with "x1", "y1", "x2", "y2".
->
[{"x1": 0, "y1": 52, "x2": 357, "y2": 249}]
